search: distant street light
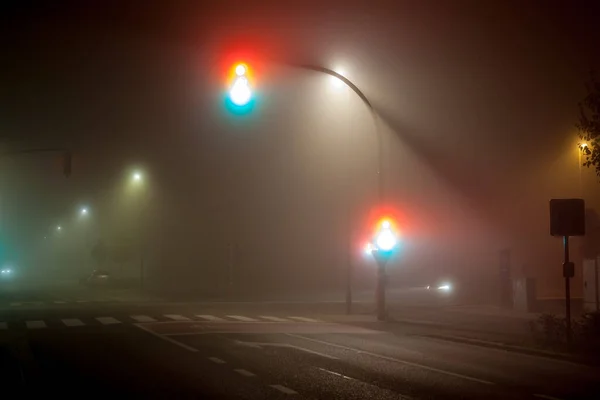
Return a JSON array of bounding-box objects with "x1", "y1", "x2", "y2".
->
[
  {"x1": 132, "y1": 172, "x2": 142, "y2": 182},
  {"x1": 578, "y1": 143, "x2": 589, "y2": 197},
  {"x1": 56, "y1": 225, "x2": 62, "y2": 231},
  {"x1": 80, "y1": 207, "x2": 88, "y2": 216}
]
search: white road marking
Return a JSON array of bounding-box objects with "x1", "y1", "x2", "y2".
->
[
  {"x1": 134, "y1": 324, "x2": 198, "y2": 352},
  {"x1": 259, "y1": 316, "x2": 289, "y2": 322},
  {"x1": 26, "y1": 320, "x2": 46, "y2": 329},
  {"x1": 235, "y1": 340, "x2": 338, "y2": 360},
  {"x1": 131, "y1": 315, "x2": 156, "y2": 323},
  {"x1": 10, "y1": 302, "x2": 21, "y2": 306},
  {"x1": 62, "y1": 318, "x2": 85, "y2": 327},
  {"x1": 208, "y1": 357, "x2": 226, "y2": 364},
  {"x1": 76, "y1": 300, "x2": 89, "y2": 303},
  {"x1": 164, "y1": 314, "x2": 191, "y2": 321},
  {"x1": 234, "y1": 369, "x2": 256, "y2": 377},
  {"x1": 287, "y1": 334, "x2": 494, "y2": 385},
  {"x1": 288, "y1": 316, "x2": 320, "y2": 322},
  {"x1": 195, "y1": 315, "x2": 226, "y2": 321},
  {"x1": 316, "y1": 367, "x2": 413, "y2": 399},
  {"x1": 318, "y1": 367, "x2": 353, "y2": 380},
  {"x1": 0, "y1": 322, "x2": 7, "y2": 330},
  {"x1": 53, "y1": 301, "x2": 66, "y2": 304},
  {"x1": 227, "y1": 315, "x2": 258, "y2": 322},
  {"x1": 270, "y1": 384, "x2": 298, "y2": 394},
  {"x1": 96, "y1": 317, "x2": 121, "y2": 325},
  {"x1": 534, "y1": 394, "x2": 564, "y2": 400}
]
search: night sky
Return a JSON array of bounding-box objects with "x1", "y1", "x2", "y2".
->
[{"x1": 1, "y1": 1, "x2": 599, "y2": 297}]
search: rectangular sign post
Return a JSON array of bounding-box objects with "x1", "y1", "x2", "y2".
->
[{"x1": 550, "y1": 199, "x2": 585, "y2": 344}]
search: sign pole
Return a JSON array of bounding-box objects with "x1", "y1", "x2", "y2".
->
[{"x1": 563, "y1": 236, "x2": 572, "y2": 343}]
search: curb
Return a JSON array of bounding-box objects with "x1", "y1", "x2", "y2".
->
[{"x1": 417, "y1": 333, "x2": 596, "y2": 366}]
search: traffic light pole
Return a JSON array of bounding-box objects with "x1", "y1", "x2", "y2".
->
[{"x1": 376, "y1": 262, "x2": 387, "y2": 320}]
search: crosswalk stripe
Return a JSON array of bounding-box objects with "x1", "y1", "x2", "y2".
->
[
  {"x1": 270, "y1": 384, "x2": 298, "y2": 394},
  {"x1": 62, "y1": 318, "x2": 85, "y2": 327},
  {"x1": 259, "y1": 316, "x2": 289, "y2": 322},
  {"x1": 164, "y1": 314, "x2": 191, "y2": 321},
  {"x1": 131, "y1": 315, "x2": 156, "y2": 323},
  {"x1": 0, "y1": 322, "x2": 7, "y2": 330},
  {"x1": 195, "y1": 315, "x2": 226, "y2": 321},
  {"x1": 288, "y1": 316, "x2": 320, "y2": 322},
  {"x1": 26, "y1": 320, "x2": 46, "y2": 329},
  {"x1": 235, "y1": 369, "x2": 256, "y2": 377},
  {"x1": 227, "y1": 315, "x2": 258, "y2": 322},
  {"x1": 96, "y1": 317, "x2": 121, "y2": 325}
]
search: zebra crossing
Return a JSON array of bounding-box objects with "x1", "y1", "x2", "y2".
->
[
  {"x1": 0, "y1": 314, "x2": 323, "y2": 331},
  {"x1": 7, "y1": 298, "x2": 134, "y2": 307}
]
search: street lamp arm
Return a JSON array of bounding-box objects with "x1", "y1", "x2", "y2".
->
[
  {"x1": 292, "y1": 63, "x2": 383, "y2": 204},
  {"x1": 0, "y1": 147, "x2": 73, "y2": 177},
  {"x1": 294, "y1": 64, "x2": 374, "y2": 111}
]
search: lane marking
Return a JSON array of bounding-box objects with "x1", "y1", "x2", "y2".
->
[
  {"x1": 62, "y1": 318, "x2": 85, "y2": 327},
  {"x1": 164, "y1": 314, "x2": 191, "y2": 321},
  {"x1": 134, "y1": 323, "x2": 198, "y2": 352},
  {"x1": 227, "y1": 315, "x2": 258, "y2": 322},
  {"x1": 96, "y1": 317, "x2": 121, "y2": 325},
  {"x1": 288, "y1": 316, "x2": 320, "y2": 322},
  {"x1": 234, "y1": 369, "x2": 256, "y2": 377},
  {"x1": 53, "y1": 301, "x2": 66, "y2": 304},
  {"x1": 10, "y1": 302, "x2": 21, "y2": 306},
  {"x1": 131, "y1": 315, "x2": 156, "y2": 323},
  {"x1": 287, "y1": 334, "x2": 494, "y2": 385},
  {"x1": 0, "y1": 322, "x2": 7, "y2": 330},
  {"x1": 316, "y1": 367, "x2": 414, "y2": 399},
  {"x1": 196, "y1": 315, "x2": 226, "y2": 321},
  {"x1": 270, "y1": 384, "x2": 298, "y2": 394},
  {"x1": 259, "y1": 316, "x2": 289, "y2": 322},
  {"x1": 317, "y1": 367, "x2": 353, "y2": 380},
  {"x1": 534, "y1": 395, "x2": 564, "y2": 400},
  {"x1": 26, "y1": 320, "x2": 47, "y2": 329},
  {"x1": 208, "y1": 357, "x2": 226, "y2": 364},
  {"x1": 234, "y1": 339, "x2": 338, "y2": 360},
  {"x1": 75, "y1": 300, "x2": 89, "y2": 303}
]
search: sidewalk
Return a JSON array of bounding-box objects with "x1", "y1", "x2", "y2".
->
[{"x1": 386, "y1": 304, "x2": 539, "y2": 345}]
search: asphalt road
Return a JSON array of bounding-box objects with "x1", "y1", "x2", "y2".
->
[{"x1": 1, "y1": 286, "x2": 599, "y2": 399}]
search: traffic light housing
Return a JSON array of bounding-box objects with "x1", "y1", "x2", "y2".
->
[{"x1": 225, "y1": 62, "x2": 255, "y2": 114}]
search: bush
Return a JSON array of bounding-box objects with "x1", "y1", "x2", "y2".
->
[{"x1": 530, "y1": 312, "x2": 600, "y2": 355}]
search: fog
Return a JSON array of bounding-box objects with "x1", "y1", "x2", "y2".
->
[{"x1": 1, "y1": 1, "x2": 599, "y2": 302}]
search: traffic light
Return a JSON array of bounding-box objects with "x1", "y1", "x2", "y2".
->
[{"x1": 225, "y1": 62, "x2": 255, "y2": 114}]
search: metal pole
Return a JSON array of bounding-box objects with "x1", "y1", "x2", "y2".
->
[
  {"x1": 564, "y1": 236, "x2": 572, "y2": 343},
  {"x1": 376, "y1": 261, "x2": 386, "y2": 320}
]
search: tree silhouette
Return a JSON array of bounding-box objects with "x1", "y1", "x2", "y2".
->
[{"x1": 577, "y1": 70, "x2": 600, "y2": 177}]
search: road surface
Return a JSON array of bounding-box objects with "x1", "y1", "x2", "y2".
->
[{"x1": 0, "y1": 286, "x2": 598, "y2": 398}]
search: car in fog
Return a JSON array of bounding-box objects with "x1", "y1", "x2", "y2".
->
[
  {"x1": 80, "y1": 269, "x2": 111, "y2": 287},
  {"x1": 0, "y1": 266, "x2": 15, "y2": 283}
]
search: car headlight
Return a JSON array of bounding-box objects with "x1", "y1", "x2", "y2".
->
[{"x1": 437, "y1": 283, "x2": 451, "y2": 291}]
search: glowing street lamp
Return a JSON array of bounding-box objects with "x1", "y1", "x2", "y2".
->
[
  {"x1": 80, "y1": 207, "x2": 88, "y2": 216},
  {"x1": 132, "y1": 171, "x2": 142, "y2": 183},
  {"x1": 57, "y1": 225, "x2": 62, "y2": 231}
]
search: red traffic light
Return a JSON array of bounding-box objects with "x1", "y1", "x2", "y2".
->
[{"x1": 228, "y1": 62, "x2": 253, "y2": 107}]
